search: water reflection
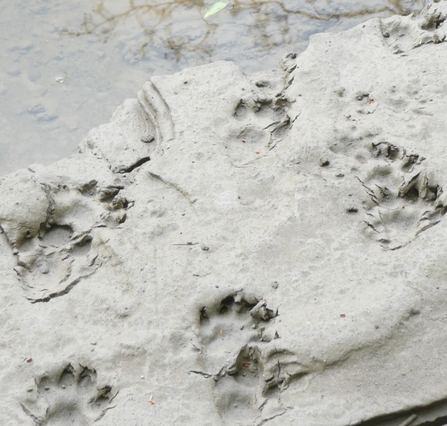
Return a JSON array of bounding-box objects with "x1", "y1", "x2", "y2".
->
[{"x1": 62, "y1": 0, "x2": 425, "y2": 68}]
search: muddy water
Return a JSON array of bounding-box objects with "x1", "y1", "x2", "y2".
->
[{"x1": 0, "y1": 0, "x2": 425, "y2": 175}]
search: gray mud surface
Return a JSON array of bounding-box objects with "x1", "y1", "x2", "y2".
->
[
  {"x1": 0, "y1": 0, "x2": 425, "y2": 175},
  {"x1": 1, "y1": 2, "x2": 447, "y2": 425}
]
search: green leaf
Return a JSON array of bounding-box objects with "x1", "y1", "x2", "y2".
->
[{"x1": 204, "y1": 2, "x2": 229, "y2": 19}]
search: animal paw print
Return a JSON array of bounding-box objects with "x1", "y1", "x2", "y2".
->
[
  {"x1": 233, "y1": 91, "x2": 291, "y2": 148},
  {"x1": 223, "y1": 78, "x2": 292, "y2": 167},
  {"x1": 197, "y1": 292, "x2": 310, "y2": 422},
  {"x1": 360, "y1": 142, "x2": 445, "y2": 249},
  {"x1": 380, "y1": 6, "x2": 446, "y2": 54},
  {"x1": 9, "y1": 180, "x2": 130, "y2": 302},
  {"x1": 21, "y1": 364, "x2": 116, "y2": 426},
  {"x1": 199, "y1": 292, "x2": 277, "y2": 376}
]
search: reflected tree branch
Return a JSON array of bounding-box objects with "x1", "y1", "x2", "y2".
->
[{"x1": 59, "y1": 0, "x2": 424, "y2": 64}]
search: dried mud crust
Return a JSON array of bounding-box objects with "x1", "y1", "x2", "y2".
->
[
  {"x1": 195, "y1": 291, "x2": 314, "y2": 424},
  {"x1": 21, "y1": 364, "x2": 117, "y2": 426},
  {"x1": 355, "y1": 142, "x2": 446, "y2": 250},
  {"x1": 3, "y1": 179, "x2": 131, "y2": 303}
]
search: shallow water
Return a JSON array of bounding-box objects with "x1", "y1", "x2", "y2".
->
[{"x1": 0, "y1": 0, "x2": 426, "y2": 175}]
